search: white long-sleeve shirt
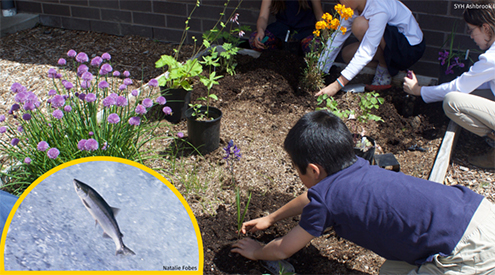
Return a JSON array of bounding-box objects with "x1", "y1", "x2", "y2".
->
[
  {"x1": 319, "y1": 0, "x2": 423, "y2": 81},
  {"x1": 421, "y1": 42, "x2": 495, "y2": 103}
]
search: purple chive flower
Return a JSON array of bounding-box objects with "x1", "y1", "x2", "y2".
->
[
  {"x1": 85, "y1": 93, "x2": 97, "y2": 103},
  {"x1": 48, "y1": 89, "x2": 57, "y2": 96},
  {"x1": 67, "y1": 49, "x2": 77, "y2": 57},
  {"x1": 23, "y1": 102, "x2": 35, "y2": 111},
  {"x1": 162, "y1": 106, "x2": 172, "y2": 115},
  {"x1": 107, "y1": 113, "x2": 120, "y2": 124},
  {"x1": 0, "y1": 115, "x2": 5, "y2": 122},
  {"x1": 58, "y1": 58, "x2": 66, "y2": 66},
  {"x1": 47, "y1": 148, "x2": 60, "y2": 159},
  {"x1": 14, "y1": 92, "x2": 27, "y2": 103},
  {"x1": 10, "y1": 83, "x2": 23, "y2": 93},
  {"x1": 11, "y1": 138, "x2": 20, "y2": 146},
  {"x1": 123, "y1": 78, "x2": 132, "y2": 85},
  {"x1": 156, "y1": 96, "x2": 166, "y2": 105},
  {"x1": 100, "y1": 63, "x2": 113, "y2": 75},
  {"x1": 80, "y1": 80, "x2": 91, "y2": 89},
  {"x1": 77, "y1": 64, "x2": 89, "y2": 77},
  {"x1": 123, "y1": 71, "x2": 130, "y2": 77},
  {"x1": 135, "y1": 104, "x2": 147, "y2": 115},
  {"x1": 131, "y1": 90, "x2": 139, "y2": 97},
  {"x1": 78, "y1": 93, "x2": 86, "y2": 101},
  {"x1": 90, "y1": 56, "x2": 103, "y2": 67},
  {"x1": 81, "y1": 72, "x2": 94, "y2": 81},
  {"x1": 22, "y1": 113, "x2": 32, "y2": 121},
  {"x1": 24, "y1": 157, "x2": 32, "y2": 164},
  {"x1": 51, "y1": 95, "x2": 65, "y2": 108},
  {"x1": 102, "y1": 96, "x2": 116, "y2": 107},
  {"x1": 113, "y1": 71, "x2": 121, "y2": 77},
  {"x1": 102, "y1": 52, "x2": 111, "y2": 60},
  {"x1": 148, "y1": 79, "x2": 158, "y2": 87},
  {"x1": 55, "y1": 73, "x2": 62, "y2": 79},
  {"x1": 129, "y1": 116, "x2": 141, "y2": 126},
  {"x1": 84, "y1": 138, "x2": 99, "y2": 151},
  {"x1": 77, "y1": 139, "x2": 87, "y2": 150},
  {"x1": 10, "y1": 103, "x2": 20, "y2": 113},
  {"x1": 116, "y1": 96, "x2": 128, "y2": 107},
  {"x1": 98, "y1": 80, "x2": 109, "y2": 89},
  {"x1": 109, "y1": 93, "x2": 118, "y2": 99},
  {"x1": 102, "y1": 141, "x2": 108, "y2": 150},
  {"x1": 64, "y1": 105, "x2": 72, "y2": 112},
  {"x1": 63, "y1": 81, "x2": 74, "y2": 91},
  {"x1": 89, "y1": 131, "x2": 94, "y2": 136},
  {"x1": 177, "y1": 132, "x2": 184, "y2": 138},
  {"x1": 119, "y1": 84, "x2": 127, "y2": 91},
  {"x1": 53, "y1": 109, "x2": 64, "y2": 119},
  {"x1": 142, "y1": 98, "x2": 153, "y2": 108},
  {"x1": 0, "y1": 126, "x2": 7, "y2": 134},
  {"x1": 223, "y1": 140, "x2": 242, "y2": 163},
  {"x1": 76, "y1": 52, "x2": 89, "y2": 63},
  {"x1": 17, "y1": 126, "x2": 23, "y2": 132},
  {"x1": 48, "y1": 68, "x2": 58, "y2": 78}
]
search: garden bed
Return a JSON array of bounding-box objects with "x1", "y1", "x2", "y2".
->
[{"x1": 1, "y1": 26, "x2": 494, "y2": 274}]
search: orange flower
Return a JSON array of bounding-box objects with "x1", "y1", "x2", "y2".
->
[
  {"x1": 341, "y1": 7, "x2": 354, "y2": 20},
  {"x1": 330, "y1": 18, "x2": 340, "y2": 30},
  {"x1": 313, "y1": 30, "x2": 321, "y2": 37},
  {"x1": 322, "y1": 13, "x2": 333, "y2": 24},
  {"x1": 315, "y1": 20, "x2": 328, "y2": 30},
  {"x1": 340, "y1": 26, "x2": 347, "y2": 35}
]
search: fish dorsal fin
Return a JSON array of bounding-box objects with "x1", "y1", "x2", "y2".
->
[
  {"x1": 111, "y1": 207, "x2": 120, "y2": 216},
  {"x1": 102, "y1": 232, "x2": 111, "y2": 239},
  {"x1": 82, "y1": 199, "x2": 91, "y2": 209}
]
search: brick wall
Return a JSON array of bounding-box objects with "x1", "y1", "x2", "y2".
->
[{"x1": 14, "y1": 0, "x2": 477, "y2": 78}]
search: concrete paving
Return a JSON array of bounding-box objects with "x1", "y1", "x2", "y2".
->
[{"x1": 1, "y1": 13, "x2": 39, "y2": 37}]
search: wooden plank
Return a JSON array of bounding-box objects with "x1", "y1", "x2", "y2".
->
[{"x1": 429, "y1": 121, "x2": 461, "y2": 183}]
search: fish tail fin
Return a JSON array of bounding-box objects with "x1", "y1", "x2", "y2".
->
[{"x1": 116, "y1": 245, "x2": 135, "y2": 256}]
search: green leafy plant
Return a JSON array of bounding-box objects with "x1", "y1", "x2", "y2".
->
[
  {"x1": 189, "y1": 71, "x2": 223, "y2": 119},
  {"x1": 0, "y1": 51, "x2": 175, "y2": 195},
  {"x1": 316, "y1": 94, "x2": 353, "y2": 119},
  {"x1": 357, "y1": 91, "x2": 384, "y2": 123},
  {"x1": 223, "y1": 140, "x2": 251, "y2": 237}
]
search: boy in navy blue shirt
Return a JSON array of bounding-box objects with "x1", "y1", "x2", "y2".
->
[{"x1": 232, "y1": 110, "x2": 495, "y2": 274}]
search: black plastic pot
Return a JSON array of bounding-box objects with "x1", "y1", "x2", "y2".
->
[
  {"x1": 185, "y1": 106, "x2": 222, "y2": 155},
  {"x1": 353, "y1": 135, "x2": 375, "y2": 165},
  {"x1": 161, "y1": 87, "x2": 191, "y2": 124}
]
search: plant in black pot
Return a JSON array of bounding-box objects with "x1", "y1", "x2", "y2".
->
[
  {"x1": 186, "y1": 71, "x2": 224, "y2": 155},
  {"x1": 438, "y1": 22, "x2": 473, "y2": 84}
]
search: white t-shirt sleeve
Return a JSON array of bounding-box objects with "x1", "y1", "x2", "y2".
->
[{"x1": 318, "y1": 17, "x2": 354, "y2": 74}]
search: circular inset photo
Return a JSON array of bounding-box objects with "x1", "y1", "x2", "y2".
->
[{"x1": 1, "y1": 157, "x2": 202, "y2": 272}]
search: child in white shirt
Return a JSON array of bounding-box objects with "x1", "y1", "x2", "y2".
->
[
  {"x1": 316, "y1": 0, "x2": 425, "y2": 97},
  {"x1": 404, "y1": 0, "x2": 495, "y2": 169}
]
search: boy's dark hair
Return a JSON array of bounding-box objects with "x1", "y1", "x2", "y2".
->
[
  {"x1": 464, "y1": 0, "x2": 495, "y2": 41},
  {"x1": 284, "y1": 110, "x2": 357, "y2": 176}
]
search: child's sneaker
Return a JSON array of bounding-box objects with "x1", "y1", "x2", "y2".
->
[{"x1": 366, "y1": 64, "x2": 392, "y2": 91}]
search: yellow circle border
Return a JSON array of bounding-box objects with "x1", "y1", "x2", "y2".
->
[{"x1": 1, "y1": 156, "x2": 204, "y2": 274}]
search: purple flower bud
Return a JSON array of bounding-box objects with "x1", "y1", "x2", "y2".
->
[
  {"x1": 98, "y1": 80, "x2": 109, "y2": 89},
  {"x1": 17, "y1": 126, "x2": 23, "y2": 132},
  {"x1": 162, "y1": 106, "x2": 172, "y2": 115},
  {"x1": 58, "y1": 58, "x2": 67, "y2": 66},
  {"x1": 103, "y1": 96, "x2": 116, "y2": 107},
  {"x1": 24, "y1": 157, "x2": 32, "y2": 164},
  {"x1": 128, "y1": 116, "x2": 141, "y2": 126},
  {"x1": 177, "y1": 132, "x2": 184, "y2": 138},
  {"x1": 119, "y1": 84, "x2": 127, "y2": 91},
  {"x1": 23, "y1": 102, "x2": 35, "y2": 111},
  {"x1": 113, "y1": 71, "x2": 121, "y2": 77},
  {"x1": 123, "y1": 71, "x2": 130, "y2": 77},
  {"x1": 0, "y1": 126, "x2": 7, "y2": 134},
  {"x1": 78, "y1": 93, "x2": 86, "y2": 101},
  {"x1": 15, "y1": 91, "x2": 27, "y2": 103},
  {"x1": 11, "y1": 103, "x2": 20, "y2": 112},
  {"x1": 53, "y1": 109, "x2": 64, "y2": 119},
  {"x1": 110, "y1": 93, "x2": 118, "y2": 99},
  {"x1": 116, "y1": 96, "x2": 128, "y2": 107},
  {"x1": 11, "y1": 138, "x2": 20, "y2": 146},
  {"x1": 81, "y1": 80, "x2": 91, "y2": 89},
  {"x1": 48, "y1": 89, "x2": 57, "y2": 96},
  {"x1": 64, "y1": 105, "x2": 72, "y2": 112},
  {"x1": 0, "y1": 115, "x2": 5, "y2": 122},
  {"x1": 156, "y1": 96, "x2": 166, "y2": 105},
  {"x1": 10, "y1": 83, "x2": 23, "y2": 93},
  {"x1": 102, "y1": 52, "x2": 111, "y2": 60},
  {"x1": 124, "y1": 78, "x2": 132, "y2": 85},
  {"x1": 67, "y1": 49, "x2": 77, "y2": 57},
  {"x1": 47, "y1": 148, "x2": 60, "y2": 159},
  {"x1": 148, "y1": 79, "x2": 158, "y2": 87},
  {"x1": 81, "y1": 72, "x2": 94, "y2": 81},
  {"x1": 63, "y1": 82, "x2": 73, "y2": 91},
  {"x1": 135, "y1": 104, "x2": 147, "y2": 115},
  {"x1": 107, "y1": 113, "x2": 120, "y2": 124},
  {"x1": 90, "y1": 56, "x2": 103, "y2": 67},
  {"x1": 85, "y1": 138, "x2": 99, "y2": 151},
  {"x1": 100, "y1": 64, "x2": 113, "y2": 75},
  {"x1": 51, "y1": 95, "x2": 65, "y2": 108},
  {"x1": 76, "y1": 52, "x2": 89, "y2": 63},
  {"x1": 48, "y1": 68, "x2": 57, "y2": 78},
  {"x1": 142, "y1": 98, "x2": 153, "y2": 108},
  {"x1": 102, "y1": 141, "x2": 108, "y2": 150},
  {"x1": 131, "y1": 90, "x2": 139, "y2": 97},
  {"x1": 85, "y1": 93, "x2": 97, "y2": 103},
  {"x1": 77, "y1": 64, "x2": 89, "y2": 77},
  {"x1": 77, "y1": 139, "x2": 87, "y2": 150},
  {"x1": 89, "y1": 131, "x2": 94, "y2": 136}
]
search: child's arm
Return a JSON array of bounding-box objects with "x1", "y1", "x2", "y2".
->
[
  {"x1": 241, "y1": 191, "x2": 310, "y2": 234},
  {"x1": 311, "y1": 0, "x2": 324, "y2": 20},
  {"x1": 232, "y1": 225, "x2": 315, "y2": 261},
  {"x1": 254, "y1": 0, "x2": 272, "y2": 49}
]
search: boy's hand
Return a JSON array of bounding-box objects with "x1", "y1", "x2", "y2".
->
[
  {"x1": 315, "y1": 81, "x2": 340, "y2": 97},
  {"x1": 241, "y1": 216, "x2": 273, "y2": 234},
  {"x1": 231, "y1": 238, "x2": 263, "y2": 260},
  {"x1": 403, "y1": 70, "x2": 421, "y2": 96}
]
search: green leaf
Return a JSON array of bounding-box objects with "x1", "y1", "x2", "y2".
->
[{"x1": 209, "y1": 94, "x2": 218, "y2": 100}]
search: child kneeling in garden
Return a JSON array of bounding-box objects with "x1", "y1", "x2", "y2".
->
[{"x1": 232, "y1": 110, "x2": 495, "y2": 274}]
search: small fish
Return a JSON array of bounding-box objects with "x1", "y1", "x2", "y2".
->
[{"x1": 73, "y1": 179, "x2": 135, "y2": 256}]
